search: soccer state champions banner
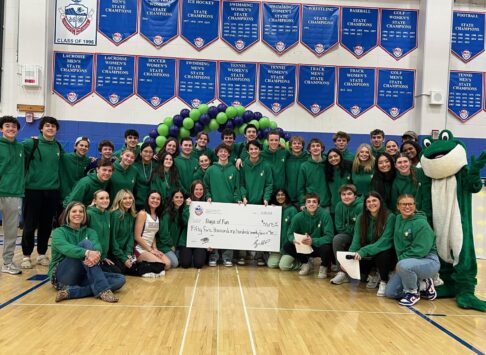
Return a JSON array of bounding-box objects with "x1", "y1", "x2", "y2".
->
[
  {"x1": 297, "y1": 65, "x2": 335, "y2": 116},
  {"x1": 448, "y1": 71, "x2": 483, "y2": 122},
  {"x1": 218, "y1": 62, "x2": 257, "y2": 107},
  {"x1": 451, "y1": 11, "x2": 485, "y2": 63},
  {"x1": 181, "y1": 0, "x2": 220, "y2": 50},
  {"x1": 301, "y1": 5, "x2": 339, "y2": 57},
  {"x1": 258, "y1": 63, "x2": 296, "y2": 114},
  {"x1": 178, "y1": 59, "x2": 217, "y2": 108},
  {"x1": 337, "y1": 67, "x2": 376, "y2": 118},
  {"x1": 140, "y1": 0, "x2": 179, "y2": 48},
  {"x1": 95, "y1": 54, "x2": 135, "y2": 107},
  {"x1": 340, "y1": 7, "x2": 378, "y2": 58},
  {"x1": 98, "y1": 0, "x2": 137, "y2": 45},
  {"x1": 55, "y1": 0, "x2": 97, "y2": 45},
  {"x1": 262, "y1": 3, "x2": 300, "y2": 54},
  {"x1": 221, "y1": 0, "x2": 260, "y2": 53},
  {"x1": 380, "y1": 9, "x2": 418, "y2": 60},
  {"x1": 53, "y1": 52, "x2": 94, "y2": 105},
  {"x1": 136, "y1": 57, "x2": 176, "y2": 109},
  {"x1": 377, "y1": 69, "x2": 415, "y2": 119}
]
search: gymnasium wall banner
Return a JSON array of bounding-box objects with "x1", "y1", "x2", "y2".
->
[
  {"x1": 337, "y1": 67, "x2": 376, "y2": 118},
  {"x1": 177, "y1": 59, "x2": 217, "y2": 108},
  {"x1": 340, "y1": 7, "x2": 378, "y2": 58},
  {"x1": 376, "y1": 68, "x2": 415, "y2": 119},
  {"x1": 98, "y1": 0, "x2": 138, "y2": 45},
  {"x1": 181, "y1": 0, "x2": 219, "y2": 50},
  {"x1": 258, "y1": 63, "x2": 296, "y2": 114},
  {"x1": 95, "y1": 54, "x2": 135, "y2": 107},
  {"x1": 53, "y1": 52, "x2": 94, "y2": 105},
  {"x1": 54, "y1": 0, "x2": 97, "y2": 45},
  {"x1": 379, "y1": 9, "x2": 418, "y2": 60},
  {"x1": 451, "y1": 11, "x2": 485, "y2": 63},
  {"x1": 221, "y1": 0, "x2": 260, "y2": 53},
  {"x1": 218, "y1": 61, "x2": 257, "y2": 107},
  {"x1": 301, "y1": 5, "x2": 339, "y2": 57},
  {"x1": 297, "y1": 65, "x2": 336, "y2": 116},
  {"x1": 262, "y1": 3, "x2": 300, "y2": 54},
  {"x1": 140, "y1": 0, "x2": 179, "y2": 48},
  {"x1": 448, "y1": 71, "x2": 483, "y2": 122},
  {"x1": 136, "y1": 56, "x2": 177, "y2": 109}
]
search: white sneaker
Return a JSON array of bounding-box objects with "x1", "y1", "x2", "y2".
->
[
  {"x1": 237, "y1": 258, "x2": 246, "y2": 266},
  {"x1": 156, "y1": 270, "x2": 165, "y2": 277},
  {"x1": 377, "y1": 281, "x2": 387, "y2": 296},
  {"x1": 433, "y1": 273, "x2": 444, "y2": 287},
  {"x1": 37, "y1": 255, "x2": 50, "y2": 266},
  {"x1": 317, "y1": 265, "x2": 327, "y2": 279},
  {"x1": 2, "y1": 263, "x2": 22, "y2": 275},
  {"x1": 298, "y1": 262, "x2": 312, "y2": 276},
  {"x1": 223, "y1": 260, "x2": 233, "y2": 267},
  {"x1": 330, "y1": 271, "x2": 349, "y2": 285},
  {"x1": 366, "y1": 273, "x2": 380, "y2": 289},
  {"x1": 257, "y1": 258, "x2": 266, "y2": 266},
  {"x1": 21, "y1": 257, "x2": 33, "y2": 269},
  {"x1": 209, "y1": 259, "x2": 217, "y2": 267},
  {"x1": 142, "y1": 272, "x2": 157, "y2": 278}
]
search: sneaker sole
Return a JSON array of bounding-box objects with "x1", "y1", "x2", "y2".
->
[{"x1": 2, "y1": 270, "x2": 22, "y2": 275}]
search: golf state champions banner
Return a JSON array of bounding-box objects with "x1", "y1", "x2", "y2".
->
[
  {"x1": 297, "y1": 65, "x2": 336, "y2": 116},
  {"x1": 178, "y1": 59, "x2": 217, "y2": 108},
  {"x1": 262, "y1": 3, "x2": 300, "y2": 54},
  {"x1": 340, "y1": 7, "x2": 378, "y2": 58},
  {"x1": 258, "y1": 63, "x2": 296, "y2": 114},
  {"x1": 380, "y1": 9, "x2": 418, "y2": 60},
  {"x1": 377, "y1": 69, "x2": 415, "y2": 119},
  {"x1": 55, "y1": 0, "x2": 97, "y2": 45},
  {"x1": 98, "y1": 0, "x2": 138, "y2": 45},
  {"x1": 337, "y1": 67, "x2": 376, "y2": 118},
  {"x1": 53, "y1": 52, "x2": 94, "y2": 105},
  {"x1": 95, "y1": 54, "x2": 135, "y2": 107},
  {"x1": 140, "y1": 0, "x2": 179, "y2": 48},
  {"x1": 136, "y1": 56, "x2": 176, "y2": 109},
  {"x1": 218, "y1": 62, "x2": 257, "y2": 107},
  {"x1": 448, "y1": 71, "x2": 483, "y2": 122},
  {"x1": 221, "y1": 0, "x2": 260, "y2": 53},
  {"x1": 181, "y1": 0, "x2": 220, "y2": 50},
  {"x1": 451, "y1": 11, "x2": 485, "y2": 63},
  {"x1": 301, "y1": 5, "x2": 339, "y2": 57}
]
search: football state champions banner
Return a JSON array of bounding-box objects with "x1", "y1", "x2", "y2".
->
[
  {"x1": 297, "y1": 65, "x2": 335, "y2": 116},
  {"x1": 380, "y1": 9, "x2": 418, "y2": 60},
  {"x1": 451, "y1": 11, "x2": 485, "y2": 63},
  {"x1": 377, "y1": 69, "x2": 415, "y2": 119},
  {"x1": 140, "y1": 0, "x2": 179, "y2": 48},
  {"x1": 218, "y1": 62, "x2": 257, "y2": 107},
  {"x1": 337, "y1": 67, "x2": 375, "y2": 118},
  {"x1": 258, "y1": 63, "x2": 296, "y2": 114},
  {"x1": 301, "y1": 5, "x2": 339, "y2": 57},
  {"x1": 95, "y1": 54, "x2": 135, "y2": 107},
  {"x1": 181, "y1": 0, "x2": 220, "y2": 50},
  {"x1": 340, "y1": 7, "x2": 378, "y2": 58},
  {"x1": 136, "y1": 57, "x2": 176, "y2": 109},
  {"x1": 55, "y1": 0, "x2": 97, "y2": 45},
  {"x1": 262, "y1": 3, "x2": 300, "y2": 54},
  {"x1": 448, "y1": 71, "x2": 483, "y2": 122},
  {"x1": 53, "y1": 52, "x2": 94, "y2": 105},
  {"x1": 98, "y1": 0, "x2": 138, "y2": 45},
  {"x1": 221, "y1": 0, "x2": 260, "y2": 53},
  {"x1": 178, "y1": 59, "x2": 217, "y2": 107}
]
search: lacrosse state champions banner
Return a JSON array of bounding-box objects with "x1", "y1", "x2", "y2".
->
[
  {"x1": 95, "y1": 54, "x2": 135, "y2": 106},
  {"x1": 451, "y1": 11, "x2": 485, "y2": 63},
  {"x1": 262, "y1": 3, "x2": 300, "y2": 54},
  {"x1": 218, "y1": 62, "x2": 257, "y2": 107},
  {"x1": 448, "y1": 71, "x2": 483, "y2": 122},
  {"x1": 98, "y1": 0, "x2": 138, "y2": 45},
  {"x1": 53, "y1": 52, "x2": 94, "y2": 105},
  {"x1": 301, "y1": 5, "x2": 339, "y2": 57},
  {"x1": 55, "y1": 0, "x2": 97, "y2": 45},
  {"x1": 140, "y1": 0, "x2": 179, "y2": 48},
  {"x1": 379, "y1": 9, "x2": 418, "y2": 60},
  {"x1": 136, "y1": 56, "x2": 177, "y2": 109},
  {"x1": 221, "y1": 0, "x2": 260, "y2": 53},
  {"x1": 340, "y1": 7, "x2": 378, "y2": 58},
  {"x1": 178, "y1": 59, "x2": 217, "y2": 107},
  {"x1": 297, "y1": 65, "x2": 335, "y2": 116},
  {"x1": 377, "y1": 69, "x2": 415, "y2": 119},
  {"x1": 181, "y1": 0, "x2": 220, "y2": 50},
  {"x1": 258, "y1": 63, "x2": 296, "y2": 114},
  {"x1": 337, "y1": 67, "x2": 376, "y2": 118}
]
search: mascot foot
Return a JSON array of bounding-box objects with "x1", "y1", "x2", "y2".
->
[
  {"x1": 456, "y1": 293, "x2": 486, "y2": 312},
  {"x1": 436, "y1": 283, "x2": 456, "y2": 298}
]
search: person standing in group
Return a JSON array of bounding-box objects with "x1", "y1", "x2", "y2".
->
[
  {"x1": 59, "y1": 136, "x2": 91, "y2": 202},
  {"x1": 333, "y1": 131, "x2": 355, "y2": 162},
  {"x1": 191, "y1": 131, "x2": 216, "y2": 163},
  {"x1": 261, "y1": 130, "x2": 287, "y2": 191},
  {"x1": 158, "y1": 137, "x2": 179, "y2": 158},
  {"x1": 192, "y1": 153, "x2": 211, "y2": 182},
  {"x1": 151, "y1": 152, "x2": 181, "y2": 205},
  {"x1": 285, "y1": 136, "x2": 308, "y2": 207},
  {"x1": 384, "y1": 139, "x2": 400, "y2": 161},
  {"x1": 85, "y1": 140, "x2": 115, "y2": 173},
  {"x1": 400, "y1": 141, "x2": 422, "y2": 167},
  {"x1": 370, "y1": 153, "x2": 396, "y2": 209},
  {"x1": 220, "y1": 128, "x2": 239, "y2": 165},
  {"x1": 110, "y1": 148, "x2": 137, "y2": 201},
  {"x1": 133, "y1": 142, "x2": 156, "y2": 211},
  {"x1": 234, "y1": 124, "x2": 258, "y2": 168},
  {"x1": 370, "y1": 129, "x2": 385, "y2": 158},
  {"x1": 113, "y1": 129, "x2": 140, "y2": 159},
  {"x1": 175, "y1": 138, "x2": 199, "y2": 195},
  {"x1": 325, "y1": 148, "x2": 352, "y2": 217},
  {"x1": 351, "y1": 144, "x2": 375, "y2": 196}
]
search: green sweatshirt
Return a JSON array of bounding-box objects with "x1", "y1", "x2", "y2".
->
[
  {"x1": 150, "y1": 172, "x2": 181, "y2": 204},
  {"x1": 192, "y1": 167, "x2": 207, "y2": 182},
  {"x1": 240, "y1": 157, "x2": 273, "y2": 204},
  {"x1": 394, "y1": 211, "x2": 437, "y2": 261},
  {"x1": 157, "y1": 209, "x2": 182, "y2": 253},
  {"x1": 349, "y1": 212, "x2": 395, "y2": 257},
  {"x1": 261, "y1": 146, "x2": 288, "y2": 191},
  {"x1": 340, "y1": 148, "x2": 355, "y2": 162},
  {"x1": 63, "y1": 171, "x2": 110, "y2": 208},
  {"x1": 110, "y1": 210, "x2": 135, "y2": 264},
  {"x1": 110, "y1": 161, "x2": 137, "y2": 200},
  {"x1": 287, "y1": 207, "x2": 334, "y2": 246},
  {"x1": 285, "y1": 151, "x2": 308, "y2": 204},
  {"x1": 114, "y1": 145, "x2": 141, "y2": 159},
  {"x1": 390, "y1": 168, "x2": 432, "y2": 218},
  {"x1": 328, "y1": 168, "x2": 352, "y2": 213},
  {"x1": 191, "y1": 146, "x2": 217, "y2": 163},
  {"x1": 371, "y1": 145, "x2": 385, "y2": 158},
  {"x1": 175, "y1": 155, "x2": 198, "y2": 194},
  {"x1": 234, "y1": 142, "x2": 249, "y2": 162},
  {"x1": 87, "y1": 206, "x2": 111, "y2": 259},
  {"x1": 280, "y1": 204, "x2": 298, "y2": 253},
  {"x1": 0, "y1": 137, "x2": 25, "y2": 197},
  {"x1": 177, "y1": 205, "x2": 191, "y2": 247},
  {"x1": 23, "y1": 136, "x2": 63, "y2": 190},
  {"x1": 204, "y1": 162, "x2": 241, "y2": 202},
  {"x1": 297, "y1": 158, "x2": 330, "y2": 207},
  {"x1": 351, "y1": 168, "x2": 373, "y2": 196},
  {"x1": 133, "y1": 160, "x2": 156, "y2": 207},
  {"x1": 334, "y1": 196, "x2": 363, "y2": 235},
  {"x1": 59, "y1": 152, "x2": 90, "y2": 200}
]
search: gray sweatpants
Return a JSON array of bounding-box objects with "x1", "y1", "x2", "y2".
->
[{"x1": 0, "y1": 197, "x2": 22, "y2": 265}]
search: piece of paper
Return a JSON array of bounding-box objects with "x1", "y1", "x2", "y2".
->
[
  {"x1": 337, "y1": 252, "x2": 361, "y2": 280},
  {"x1": 293, "y1": 233, "x2": 314, "y2": 254}
]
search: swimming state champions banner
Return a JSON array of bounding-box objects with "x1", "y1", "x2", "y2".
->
[
  {"x1": 340, "y1": 7, "x2": 378, "y2": 58},
  {"x1": 451, "y1": 11, "x2": 485, "y2": 63},
  {"x1": 140, "y1": 0, "x2": 179, "y2": 48},
  {"x1": 297, "y1": 65, "x2": 335, "y2": 116},
  {"x1": 338, "y1": 67, "x2": 376, "y2": 118},
  {"x1": 301, "y1": 5, "x2": 339, "y2": 57},
  {"x1": 259, "y1": 63, "x2": 296, "y2": 114},
  {"x1": 221, "y1": 1, "x2": 260, "y2": 52},
  {"x1": 377, "y1": 69, "x2": 415, "y2": 119},
  {"x1": 137, "y1": 57, "x2": 176, "y2": 109},
  {"x1": 55, "y1": 0, "x2": 97, "y2": 45},
  {"x1": 181, "y1": 0, "x2": 219, "y2": 50},
  {"x1": 95, "y1": 54, "x2": 135, "y2": 106},
  {"x1": 98, "y1": 0, "x2": 138, "y2": 45},
  {"x1": 178, "y1": 59, "x2": 217, "y2": 107},
  {"x1": 448, "y1": 71, "x2": 483, "y2": 122},
  {"x1": 262, "y1": 3, "x2": 300, "y2": 54},
  {"x1": 218, "y1": 62, "x2": 257, "y2": 107},
  {"x1": 53, "y1": 52, "x2": 94, "y2": 105},
  {"x1": 380, "y1": 9, "x2": 418, "y2": 60}
]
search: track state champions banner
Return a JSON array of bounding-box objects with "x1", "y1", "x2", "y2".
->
[
  {"x1": 297, "y1": 65, "x2": 335, "y2": 116},
  {"x1": 53, "y1": 52, "x2": 94, "y2": 105},
  {"x1": 337, "y1": 67, "x2": 375, "y2": 118},
  {"x1": 448, "y1": 71, "x2": 483, "y2": 122}
]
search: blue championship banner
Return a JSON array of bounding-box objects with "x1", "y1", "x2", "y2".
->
[
  {"x1": 136, "y1": 56, "x2": 176, "y2": 109},
  {"x1": 340, "y1": 7, "x2": 379, "y2": 58},
  {"x1": 95, "y1": 54, "x2": 135, "y2": 106},
  {"x1": 258, "y1": 63, "x2": 296, "y2": 114},
  {"x1": 448, "y1": 71, "x2": 483, "y2": 122},
  {"x1": 297, "y1": 65, "x2": 335, "y2": 116},
  {"x1": 53, "y1": 52, "x2": 94, "y2": 105},
  {"x1": 380, "y1": 9, "x2": 418, "y2": 60},
  {"x1": 178, "y1": 59, "x2": 217, "y2": 107},
  {"x1": 451, "y1": 11, "x2": 485, "y2": 63},
  {"x1": 98, "y1": 0, "x2": 138, "y2": 45},
  {"x1": 218, "y1": 61, "x2": 257, "y2": 107},
  {"x1": 377, "y1": 69, "x2": 415, "y2": 119},
  {"x1": 181, "y1": 0, "x2": 220, "y2": 50},
  {"x1": 337, "y1": 67, "x2": 376, "y2": 118},
  {"x1": 221, "y1": 0, "x2": 260, "y2": 53},
  {"x1": 301, "y1": 5, "x2": 339, "y2": 57},
  {"x1": 262, "y1": 3, "x2": 300, "y2": 54},
  {"x1": 140, "y1": 0, "x2": 179, "y2": 48}
]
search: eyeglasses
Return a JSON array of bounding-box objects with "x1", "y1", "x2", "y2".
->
[{"x1": 399, "y1": 202, "x2": 415, "y2": 207}]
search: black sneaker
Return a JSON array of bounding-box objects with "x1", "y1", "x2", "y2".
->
[{"x1": 421, "y1": 278, "x2": 437, "y2": 300}]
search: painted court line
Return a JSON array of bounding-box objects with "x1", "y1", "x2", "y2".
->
[
  {"x1": 247, "y1": 306, "x2": 413, "y2": 316},
  {"x1": 236, "y1": 266, "x2": 257, "y2": 355},
  {"x1": 178, "y1": 269, "x2": 201, "y2": 355},
  {"x1": 216, "y1": 265, "x2": 220, "y2": 355},
  {"x1": 9, "y1": 303, "x2": 189, "y2": 309},
  {"x1": 0, "y1": 279, "x2": 49, "y2": 310}
]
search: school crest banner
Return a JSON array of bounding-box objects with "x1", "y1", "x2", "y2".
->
[{"x1": 55, "y1": 0, "x2": 97, "y2": 45}]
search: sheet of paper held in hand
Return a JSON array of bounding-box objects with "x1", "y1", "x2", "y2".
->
[
  {"x1": 293, "y1": 233, "x2": 314, "y2": 254},
  {"x1": 337, "y1": 251, "x2": 361, "y2": 280},
  {"x1": 187, "y1": 202, "x2": 282, "y2": 252}
]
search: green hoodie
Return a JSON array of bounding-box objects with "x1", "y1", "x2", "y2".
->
[
  {"x1": 394, "y1": 211, "x2": 437, "y2": 261},
  {"x1": 191, "y1": 146, "x2": 217, "y2": 163},
  {"x1": 334, "y1": 196, "x2": 363, "y2": 235},
  {"x1": 371, "y1": 145, "x2": 385, "y2": 158},
  {"x1": 63, "y1": 171, "x2": 110, "y2": 208},
  {"x1": 175, "y1": 155, "x2": 198, "y2": 194},
  {"x1": 261, "y1": 146, "x2": 288, "y2": 191},
  {"x1": 340, "y1": 148, "x2": 355, "y2": 162},
  {"x1": 157, "y1": 209, "x2": 182, "y2": 253},
  {"x1": 59, "y1": 152, "x2": 90, "y2": 199},
  {"x1": 351, "y1": 168, "x2": 373, "y2": 196},
  {"x1": 297, "y1": 158, "x2": 330, "y2": 207},
  {"x1": 279, "y1": 204, "x2": 298, "y2": 253},
  {"x1": 133, "y1": 160, "x2": 156, "y2": 207},
  {"x1": 285, "y1": 151, "x2": 308, "y2": 204},
  {"x1": 150, "y1": 171, "x2": 181, "y2": 204},
  {"x1": 204, "y1": 162, "x2": 241, "y2": 202},
  {"x1": 349, "y1": 212, "x2": 395, "y2": 257},
  {"x1": 23, "y1": 136, "x2": 63, "y2": 190},
  {"x1": 0, "y1": 137, "x2": 25, "y2": 197},
  {"x1": 177, "y1": 205, "x2": 191, "y2": 247},
  {"x1": 240, "y1": 157, "x2": 273, "y2": 204},
  {"x1": 390, "y1": 168, "x2": 432, "y2": 217},
  {"x1": 110, "y1": 209, "x2": 135, "y2": 264},
  {"x1": 287, "y1": 207, "x2": 334, "y2": 246},
  {"x1": 328, "y1": 167, "x2": 352, "y2": 213},
  {"x1": 110, "y1": 161, "x2": 137, "y2": 200},
  {"x1": 192, "y1": 167, "x2": 207, "y2": 182},
  {"x1": 87, "y1": 206, "x2": 111, "y2": 259}
]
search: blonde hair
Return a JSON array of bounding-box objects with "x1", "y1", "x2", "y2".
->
[
  {"x1": 110, "y1": 189, "x2": 137, "y2": 218},
  {"x1": 60, "y1": 202, "x2": 87, "y2": 226},
  {"x1": 352, "y1": 143, "x2": 375, "y2": 173}
]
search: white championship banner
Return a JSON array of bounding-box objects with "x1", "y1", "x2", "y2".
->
[{"x1": 187, "y1": 202, "x2": 282, "y2": 252}]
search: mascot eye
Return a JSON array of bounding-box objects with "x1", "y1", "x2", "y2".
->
[
  {"x1": 440, "y1": 131, "x2": 450, "y2": 141},
  {"x1": 423, "y1": 138, "x2": 432, "y2": 148}
]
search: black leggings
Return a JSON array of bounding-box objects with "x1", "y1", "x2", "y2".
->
[
  {"x1": 178, "y1": 247, "x2": 207, "y2": 269},
  {"x1": 283, "y1": 242, "x2": 334, "y2": 266},
  {"x1": 359, "y1": 249, "x2": 397, "y2": 282}
]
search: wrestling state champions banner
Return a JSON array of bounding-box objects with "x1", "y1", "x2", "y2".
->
[
  {"x1": 136, "y1": 57, "x2": 176, "y2": 109},
  {"x1": 95, "y1": 54, "x2": 135, "y2": 107},
  {"x1": 340, "y1": 7, "x2": 378, "y2": 58},
  {"x1": 221, "y1": 0, "x2": 260, "y2": 53},
  {"x1": 337, "y1": 67, "x2": 375, "y2": 118},
  {"x1": 451, "y1": 11, "x2": 485, "y2": 63},
  {"x1": 297, "y1": 65, "x2": 335, "y2": 116},
  {"x1": 55, "y1": 0, "x2": 97, "y2": 45},
  {"x1": 380, "y1": 9, "x2": 418, "y2": 60},
  {"x1": 377, "y1": 69, "x2": 415, "y2": 119},
  {"x1": 140, "y1": 0, "x2": 179, "y2": 48},
  {"x1": 258, "y1": 63, "x2": 296, "y2": 114},
  {"x1": 301, "y1": 5, "x2": 339, "y2": 57},
  {"x1": 98, "y1": 0, "x2": 137, "y2": 45},
  {"x1": 262, "y1": 3, "x2": 300, "y2": 54},
  {"x1": 53, "y1": 52, "x2": 94, "y2": 105},
  {"x1": 448, "y1": 71, "x2": 483, "y2": 122},
  {"x1": 178, "y1": 59, "x2": 217, "y2": 108},
  {"x1": 181, "y1": 0, "x2": 219, "y2": 50},
  {"x1": 218, "y1": 62, "x2": 257, "y2": 107}
]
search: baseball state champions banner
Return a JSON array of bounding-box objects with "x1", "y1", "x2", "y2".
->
[{"x1": 55, "y1": 0, "x2": 97, "y2": 45}]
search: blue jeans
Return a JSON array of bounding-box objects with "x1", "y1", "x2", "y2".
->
[
  {"x1": 165, "y1": 250, "x2": 179, "y2": 268},
  {"x1": 54, "y1": 240, "x2": 125, "y2": 299},
  {"x1": 385, "y1": 253, "x2": 440, "y2": 298}
]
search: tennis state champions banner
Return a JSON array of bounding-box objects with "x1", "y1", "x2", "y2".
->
[
  {"x1": 448, "y1": 71, "x2": 483, "y2": 122},
  {"x1": 218, "y1": 62, "x2": 257, "y2": 107},
  {"x1": 258, "y1": 63, "x2": 296, "y2": 114}
]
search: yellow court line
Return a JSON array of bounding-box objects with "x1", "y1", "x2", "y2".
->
[
  {"x1": 247, "y1": 306, "x2": 415, "y2": 315},
  {"x1": 236, "y1": 266, "x2": 257, "y2": 355},
  {"x1": 9, "y1": 303, "x2": 189, "y2": 308},
  {"x1": 178, "y1": 269, "x2": 201, "y2": 355},
  {"x1": 216, "y1": 265, "x2": 220, "y2": 355}
]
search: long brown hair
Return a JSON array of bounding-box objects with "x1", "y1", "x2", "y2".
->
[
  {"x1": 360, "y1": 191, "x2": 390, "y2": 245},
  {"x1": 396, "y1": 153, "x2": 418, "y2": 187}
]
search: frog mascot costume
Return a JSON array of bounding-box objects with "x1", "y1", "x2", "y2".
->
[{"x1": 420, "y1": 130, "x2": 486, "y2": 311}]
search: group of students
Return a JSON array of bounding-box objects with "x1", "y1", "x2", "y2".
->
[{"x1": 0, "y1": 115, "x2": 439, "y2": 306}]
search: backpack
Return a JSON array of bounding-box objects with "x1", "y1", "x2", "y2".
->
[{"x1": 25, "y1": 137, "x2": 63, "y2": 174}]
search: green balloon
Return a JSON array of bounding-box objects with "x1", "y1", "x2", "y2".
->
[
  {"x1": 156, "y1": 135, "x2": 167, "y2": 147},
  {"x1": 157, "y1": 123, "x2": 169, "y2": 137},
  {"x1": 203, "y1": 125, "x2": 210, "y2": 133},
  {"x1": 235, "y1": 105, "x2": 245, "y2": 116},
  {"x1": 239, "y1": 124, "x2": 247, "y2": 135},
  {"x1": 285, "y1": 141, "x2": 290, "y2": 150},
  {"x1": 216, "y1": 112, "x2": 228, "y2": 125},
  {"x1": 269, "y1": 120, "x2": 278, "y2": 129},
  {"x1": 249, "y1": 120, "x2": 260, "y2": 130},
  {"x1": 225, "y1": 106, "x2": 237, "y2": 119},
  {"x1": 208, "y1": 119, "x2": 220, "y2": 131},
  {"x1": 259, "y1": 117, "x2": 270, "y2": 129},
  {"x1": 179, "y1": 127, "x2": 190, "y2": 138},
  {"x1": 183, "y1": 117, "x2": 195, "y2": 130},
  {"x1": 156, "y1": 146, "x2": 162, "y2": 153},
  {"x1": 198, "y1": 104, "x2": 209, "y2": 114},
  {"x1": 189, "y1": 108, "x2": 201, "y2": 121},
  {"x1": 233, "y1": 126, "x2": 240, "y2": 135},
  {"x1": 163, "y1": 116, "x2": 173, "y2": 126},
  {"x1": 280, "y1": 138, "x2": 286, "y2": 146},
  {"x1": 263, "y1": 139, "x2": 268, "y2": 146}
]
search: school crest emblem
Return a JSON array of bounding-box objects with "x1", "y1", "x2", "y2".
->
[
  {"x1": 389, "y1": 107, "x2": 400, "y2": 118},
  {"x1": 314, "y1": 43, "x2": 324, "y2": 54},
  {"x1": 271, "y1": 102, "x2": 281, "y2": 113},
  {"x1": 67, "y1": 91, "x2": 78, "y2": 103},
  {"x1": 58, "y1": 0, "x2": 94, "y2": 35},
  {"x1": 191, "y1": 98, "x2": 201, "y2": 108},
  {"x1": 109, "y1": 93, "x2": 119, "y2": 104},
  {"x1": 194, "y1": 37, "x2": 205, "y2": 48},
  {"x1": 393, "y1": 47, "x2": 403, "y2": 58},
  {"x1": 350, "y1": 105, "x2": 361, "y2": 116},
  {"x1": 459, "y1": 109, "x2": 469, "y2": 120},
  {"x1": 276, "y1": 41, "x2": 286, "y2": 52},
  {"x1": 153, "y1": 35, "x2": 163, "y2": 46},
  {"x1": 151, "y1": 96, "x2": 161, "y2": 107},
  {"x1": 235, "y1": 40, "x2": 245, "y2": 50},
  {"x1": 112, "y1": 32, "x2": 123, "y2": 43},
  {"x1": 353, "y1": 45, "x2": 364, "y2": 56},
  {"x1": 310, "y1": 103, "x2": 320, "y2": 114},
  {"x1": 461, "y1": 50, "x2": 471, "y2": 61}
]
